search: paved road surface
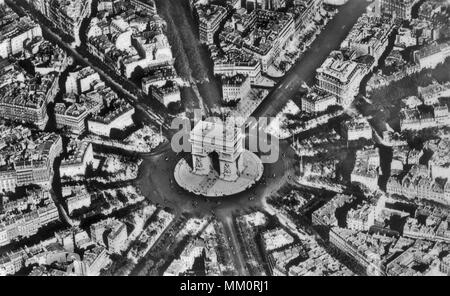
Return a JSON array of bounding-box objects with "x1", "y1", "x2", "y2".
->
[
  {"x1": 134, "y1": 0, "x2": 371, "y2": 275},
  {"x1": 8, "y1": 0, "x2": 169, "y2": 131},
  {"x1": 222, "y1": 216, "x2": 248, "y2": 276},
  {"x1": 154, "y1": 0, "x2": 223, "y2": 111},
  {"x1": 10, "y1": 0, "x2": 370, "y2": 275},
  {"x1": 252, "y1": 0, "x2": 371, "y2": 120}
]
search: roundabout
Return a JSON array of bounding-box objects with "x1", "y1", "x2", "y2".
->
[
  {"x1": 173, "y1": 120, "x2": 264, "y2": 197},
  {"x1": 136, "y1": 138, "x2": 295, "y2": 218},
  {"x1": 174, "y1": 150, "x2": 264, "y2": 197},
  {"x1": 135, "y1": 118, "x2": 297, "y2": 218}
]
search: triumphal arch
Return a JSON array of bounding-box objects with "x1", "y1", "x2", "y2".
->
[
  {"x1": 189, "y1": 120, "x2": 244, "y2": 182},
  {"x1": 174, "y1": 119, "x2": 263, "y2": 197}
]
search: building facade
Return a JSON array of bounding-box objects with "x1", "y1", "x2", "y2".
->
[
  {"x1": 221, "y1": 74, "x2": 251, "y2": 103},
  {"x1": 316, "y1": 55, "x2": 367, "y2": 108}
]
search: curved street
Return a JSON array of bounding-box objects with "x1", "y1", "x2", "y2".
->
[
  {"x1": 8, "y1": 0, "x2": 371, "y2": 276},
  {"x1": 137, "y1": 0, "x2": 371, "y2": 219},
  {"x1": 132, "y1": 0, "x2": 372, "y2": 275}
]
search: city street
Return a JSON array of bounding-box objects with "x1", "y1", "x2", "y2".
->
[
  {"x1": 6, "y1": 0, "x2": 370, "y2": 275},
  {"x1": 135, "y1": 139, "x2": 295, "y2": 275},
  {"x1": 3, "y1": 0, "x2": 450, "y2": 279},
  {"x1": 137, "y1": 0, "x2": 372, "y2": 216},
  {"x1": 133, "y1": 0, "x2": 371, "y2": 275},
  {"x1": 8, "y1": 0, "x2": 170, "y2": 131},
  {"x1": 154, "y1": 0, "x2": 224, "y2": 112},
  {"x1": 252, "y1": 0, "x2": 370, "y2": 120},
  {"x1": 136, "y1": 140, "x2": 295, "y2": 217}
]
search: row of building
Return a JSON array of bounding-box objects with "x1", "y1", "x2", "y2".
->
[
  {"x1": 0, "y1": 222, "x2": 122, "y2": 276},
  {"x1": 0, "y1": 3, "x2": 42, "y2": 59},
  {"x1": 418, "y1": 81, "x2": 450, "y2": 106},
  {"x1": 0, "y1": 215, "x2": 130, "y2": 275},
  {"x1": 0, "y1": 64, "x2": 59, "y2": 130},
  {"x1": 219, "y1": 8, "x2": 295, "y2": 73},
  {"x1": 88, "y1": 1, "x2": 180, "y2": 107},
  {"x1": 0, "y1": 188, "x2": 59, "y2": 246},
  {"x1": 26, "y1": 0, "x2": 92, "y2": 45},
  {"x1": 55, "y1": 65, "x2": 136, "y2": 137},
  {"x1": 351, "y1": 147, "x2": 380, "y2": 191},
  {"x1": 400, "y1": 103, "x2": 450, "y2": 131},
  {"x1": 0, "y1": 132, "x2": 63, "y2": 193},
  {"x1": 387, "y1": 164, "x2": 450, "y2": 206},
  {"x1": 385, "y1": 135, "x2": 450, "y2": 206}
]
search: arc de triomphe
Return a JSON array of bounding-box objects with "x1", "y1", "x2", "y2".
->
[{"x1": 189, "y1": 120, "x2": 244, "y2": 182}]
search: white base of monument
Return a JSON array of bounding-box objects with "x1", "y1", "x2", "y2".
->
[{"x1": 174, "y1": 150, "x2": 264, "y2": 197}]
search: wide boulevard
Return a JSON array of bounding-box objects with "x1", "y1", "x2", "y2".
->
[
  {"x1": 135, "y1": 0, "x2": 371, "y2": 275},
  {"x1": 139, "y1": 0, "x2": 372, "y2": 215},
  {"x1": 10, "y1": 0, "x2": 371, "y2": 275},
  {"x1": 252, "y1": 0, "x2": 370, "y2": 120}
]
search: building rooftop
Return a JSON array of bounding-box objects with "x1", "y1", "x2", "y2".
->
[
  {"x1": 0, "y1": 4, "x2": 39, "y2": 43},
  {"x1": 196, "y1": 4, "x2": 227, "y2": 26},
  {"x1": 262, "y1": 228, "x2": 294, "y2": 252},
  {"x1": 415, "y1": 41, "x2": 450, "y2": 60},
  {"x1": 0, "y1": 72, "x2": 57, "y2": 110},
  {"x1": 89, "y1": 101, "x2": 134, "y2": 125},
  {"x1": 50, "y1": 0, "x2": 91, "y2": 24},
  {"x1": 317, "y1": 55, "x2": 362, "y2": 84},
  {"x1": 221, "y1": 73, "x2": 249, "y2": 85},
  {"x1": 346, "y1": 116, "x2": 372, "y2": 131},
  {"x1": 61, "y1": 140, "x2": 92, "y2": 167}
]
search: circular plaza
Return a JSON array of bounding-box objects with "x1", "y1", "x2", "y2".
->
[{"x1": 174, "y1": 149, "x2": 264, "y2": 197}]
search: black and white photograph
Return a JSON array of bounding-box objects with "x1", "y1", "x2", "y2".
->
[{"x1": 0, "y1": 0, "x2": 449, "y2": 286}]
